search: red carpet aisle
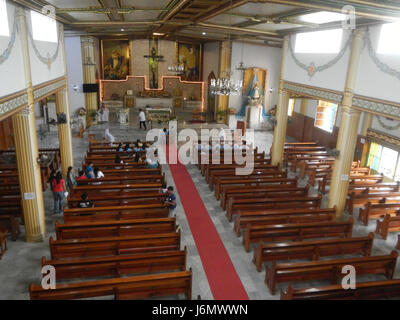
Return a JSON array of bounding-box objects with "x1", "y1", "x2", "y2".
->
[{"x1": 165, "y1": 144, "x2": 249, "y2": 300}]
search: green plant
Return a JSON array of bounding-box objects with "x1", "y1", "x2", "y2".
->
[{"x1": 88, "y1": 110, "x2": 97, "y2": 119}]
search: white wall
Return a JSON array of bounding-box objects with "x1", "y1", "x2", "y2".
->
[
  {"x1": 356, "y1": 24, "x2": 400, "y2": 103},
  {"x1": 0, "y1": 1, "x2": 26, "y2": 98},
  {"x1": 26, "y1": 11, "x2": 65, "y2": 86},
  {"x1": 229, "y1": 41, "x2": 282, "y2": 112},
  {"x1": 371, "y1": 115, "x2": 400, "y2": 138},
  {"x1": 283, "y1": 30, "x2": 352, "y2": 93},
  {"x1": 65, "y1": 36, "x2": 85, "y2": 116}
]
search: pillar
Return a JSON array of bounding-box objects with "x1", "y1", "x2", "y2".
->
[
  {"x1": 300, "y1": 98, "x2": 308, "y2": 115},
  {"x1": 271, "y1": 36, "x2": 290, "y2": 167},
  {"x1": 13, "y1": 8, "x2": 46, "y2": 241},
  {"x1": 56, "y1": 89, "x2": 74, "y2": 176},
  {"x1": 216, "y1": 41, "x2": 232, "y2": 122},
  {"x1": 81, "y1": 36, "x2": 98, "y2": 121},
  {"x1": 328, "y1": 29, "x2": 365, "y2": 217}
]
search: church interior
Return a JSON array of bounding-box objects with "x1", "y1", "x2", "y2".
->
[{"x1": 2, "y1": 0, "x2": 400, "y2": 301}]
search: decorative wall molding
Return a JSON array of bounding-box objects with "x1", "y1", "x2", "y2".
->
[
  {"x1": 283, "y1": 81, "x2": 343, "y2": 103},
  {"x1": 367, "y1": 128, "x2": 400, "y2": 149},
  {"x1": 33, "y1": 77, "x2": 66, "y2": 102},
  {"x1": 365, "y1": 27, "x2": 400, "y2": 81},
  {"x1": 0, "y1": 92, "x2": 28, "y2": 118},
  {"x1": 0, "y1": 8, "x2": 18, "y2": 65},
  {"x1": 288, "y1": 31, "x2": 353, "y2": 78},
  {"x1": 375, "y1": 115, "x2": 400, "y2": 130},
  {"x1": 352, "y1": 95, "x2": 400, "y2": 119}
]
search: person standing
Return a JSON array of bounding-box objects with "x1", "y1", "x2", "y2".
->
[
  {"x1": 138, "y1": 109, "x2": 147, "y2": 130},
  {"x1": 52, "y1": 171, "x2": 67, "y2": 215},
  {"x1": 66, "y1": 166, "x2": 77, "y2": 191}
]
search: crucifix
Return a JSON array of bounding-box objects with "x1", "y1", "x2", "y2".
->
[{"x1": 144, "y1": 39, "x2": 165, "y2": 89}]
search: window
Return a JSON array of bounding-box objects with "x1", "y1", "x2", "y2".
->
[
  {"x1": 367, "y1": 142, "x2": 382, "y2": 171},
  {"x1": 0, "y1": 0, "x2": 9, "y2": 37},
  {"x1": 295, "y1": 29, "x2": 343, "y2": 54},
  {"x1": 30, "y1": 10, "x2": 57, "y2": 43},
  {"x1": 314, "y1": 100, "x2": 338, "y2": 133},
  {"x1": 299, "y1": 11, "x2": 346, "y2": 24},
  {"x1": 288, "y1": 99, "x2": 295, "y2": 116},
  {"x1": 367, "y1": 142, "x2": 399, "y2": 180},
  {"x1": 377, "y1": 22, "x2": 400, "y2": 55}
]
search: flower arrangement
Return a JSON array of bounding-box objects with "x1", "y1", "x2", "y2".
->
[{"x1": 228, "y1": 108, "x2": 237, "y2": 115}]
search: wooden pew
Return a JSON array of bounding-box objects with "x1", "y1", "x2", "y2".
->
[
  {"x1": 71, "y1": 183, "x2": 163, "y2": 197},
  {"x1": 100, "y1": 168, "x2": 162, "y2": 176},
  {"x1": 319, "y1": 174, "x2": 384, "y2": 193},
  {"x1": 76, "y1": 174, "x2": 166, "y2": 186},
  {"x1": 347, "y1": 191, "x2": 400, "y2": 215},
  {"x1": 376, "y1": 214, "x2": 400, "y2": 239},
  {"x1": 284, "y1": 151, "x2": 329, "y2": 166},
  {"x1": 0, "y1": 214, "x2": 21, "y2": 241},
  {"x1": 30, "y1": 270, "x2": 192, "y2": 300},
  {"x1": 202, "y1": 161, "x2": 273, "y2": 180},
  {"x1": 266, "y1": 251, "x2": 397, "y2": 294},
  {"x1": 42, "y1": 249, "x2": 187, "y2": 280},
  {"x1": 82, "y1": 162, "x2": 159, "y2": 169},
  {"x1": 67, "y1": 192, "x2": 166, "y2": 208},
  {"x1": 290, "y1": 156, "x2": 334, "y2": 172},
  {"x1": 253, "y1": 233, "x2": 374, "y2": 272},
  {"x1": 55, "y1": 217, "x2": 177, "y2": 240},
  {"x1": 215, "y1": 177, "x2": 298, "y2": 200},
  {"x1": 221, "y1": 184, "x2": 306, "y2": 210},
  {"x1": 227, "y1": 195, "x2": 322, "y2": 222},
  {"x1": 309, "y1": 169, "x2": 373, "y2": 187},
  {"x1": 49, "y1": 231, "x2": 181, "y2": 259},
  {"x1": 234, "y1": 207, "x2": 335, "y2": 237},
  {"x1": 281, "y1": 279, "x2": 400, "y2": 300},
  {"x1": 210, "y1": 170, "x2": 287, "y2": 191},
  {"x1": 63, "y1": 204, "x2": 169, "y2": 223},
  {"x1": 243, "y1": 218, "x2": 354, "y2": 252},
  {"x1": 358, "y1": 202, "x2": 400, "y2": 226}
]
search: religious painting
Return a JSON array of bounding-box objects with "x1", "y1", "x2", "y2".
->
[
  {"x1": 101, "y1": 39, "x2": 131, "y2": 80},
  {"x1": 176, "y1": 42, "x2": 202, "y2": 81}
]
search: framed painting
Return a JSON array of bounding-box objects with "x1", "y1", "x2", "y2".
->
[
  {"x1": 101, "y1": 39, "x2": 131, "y2": 80},
  {"x1": 176, "y1": 42, "x2": 202, "y2": 81},
  {"x1": 243, "y1": 67, "x2": 267, "y2": 97}
]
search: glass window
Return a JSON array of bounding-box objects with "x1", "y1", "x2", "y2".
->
[
  {"x1": 30, "y1": 10, "x2": 57, "y2": 43},
  {"x1": 378, "y1": 22, "x2": 400, "y2": 55},
  {"x1": 314, "y1": 100, "x2": 338, "y2": 133},
  {"x1": 299, "y1": 11, "x2": 346, "y2": 24},
  {"x1": 378, "y1": 147, "x2": 398, "y2": 178},
  {"x1": 295, "y1": 29, "x2": 343, "y2": 54},
  {"x1": 367, "y1": 142, "x2": 382, "y2": 171},
  {"x1": 288, "y1": 99, "x2": 295, "y2": 116},
  {"x1": 394, "y1": 159, "x2": 400, "y2": 182},
  {"x1": 0, "y1": 0, "x2": 9, "y2": 37}
]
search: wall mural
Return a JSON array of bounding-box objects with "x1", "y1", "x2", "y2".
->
[
  {"x1": 176, "y1": 42, "x2": 202, "y2": 81},
  {"x1": 237, "y1": 67, "x2": 267, "y2": 118},
  {"x1": 101, "y1": 39, "x2": 131, "y2": 80}
]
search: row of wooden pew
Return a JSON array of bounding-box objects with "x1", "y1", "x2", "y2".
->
[{"x1": 29, "y1": 142, "x2": 193, "y2": 300}]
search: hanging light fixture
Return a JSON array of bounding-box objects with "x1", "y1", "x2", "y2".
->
[
  {"x1": 210, "y1": 0, "x2": 243, "y2": 96},
  {"x1": 168, "y1": 62, "x2": 185, "y2": 75}
]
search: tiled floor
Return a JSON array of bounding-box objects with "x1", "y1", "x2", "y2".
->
[{"x1": 1, "y1": 119, "x2": 399, "y2": 300}]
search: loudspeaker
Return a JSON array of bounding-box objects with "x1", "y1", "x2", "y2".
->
[
  {"x1": 82, "y1": 83, "x2": 99, "y2": 93},
  {"x1": 57, "y1": 113, "x2": 67, "y2": 124}
]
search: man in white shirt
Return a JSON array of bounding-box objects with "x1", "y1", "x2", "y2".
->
[{"x1": 138, "y1": 108, "x2": 147, "y2": 130}]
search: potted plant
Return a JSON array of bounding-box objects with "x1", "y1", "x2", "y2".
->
[{"x1": 86, "y1": 110, "x2": 98, "y2": 127}]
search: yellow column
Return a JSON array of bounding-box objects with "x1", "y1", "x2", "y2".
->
[
  {"x1": 271, "y1": 36, "x2": 290, "y2": 167},
  {"x1": 216, "y1": 40, "x2": 232, "y2": 122},
  {"x1": 81, "y1": 36, "x2": 98, "y2": 122},
  {"x1": 300, "y1": 98, "x2": 308, "y2": 115},
  {"x1": 14, "y1": 8, "x2": 46, "y2": 241},
  {"x1": 328, "y1": 29, "x2": 365, "y2": 217},
  {"x1": 56, "y1": 89, "x2": 74, "y2": 176}
]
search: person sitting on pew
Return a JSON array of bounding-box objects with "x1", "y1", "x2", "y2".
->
[
  {"x1": 76, "y1": 170, "x2": 87, "y2": 181},
  {"x1": 77, "y1": 192, "x2": 94, "y2": 208},
  {"x1": 93, "y1": 167, "x2": 105, "y2": 180},
  {"x1": 124, "y1": 143, "x2": 132, "y2": 152},
  {"x1": 146, "y1": 155, "x2": 158, "y2": 169},
  {"x1": 134, "y1": 141, "x2": 144, "y2": 152},
  {"x1": 163, "y1": 186, "x2": 177, "y2": 211},
  {"x1": 85, "y1": 162, "x2": 95, "y2": 178},
  {"x1": 52, "y1": 171, "x2": 67, "y2": 215},
  {"x1": 114, "y1": 154, "x2": 123, "y2": 164},
  {"x1": 66, "y1": 166, "x2": 78, "y2": 191},
  {"x1": 160, "y1": 182, "x2": 168, "y2": 194},
  {"x1": 116, "y1": 143, "x2": 123, "y2": 152}
]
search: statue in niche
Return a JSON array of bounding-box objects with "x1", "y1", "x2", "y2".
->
[{"x1": 248, "y1": 81, "x2": 263, "y2": 107}]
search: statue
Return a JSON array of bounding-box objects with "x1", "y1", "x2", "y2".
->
[{"x1": 248, "y1": 82, "x2": 263, "y2": 107}]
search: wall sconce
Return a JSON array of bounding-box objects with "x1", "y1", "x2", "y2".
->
[{"x1": 268, "y1": 88, "x2": 274, "y2": 93}]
